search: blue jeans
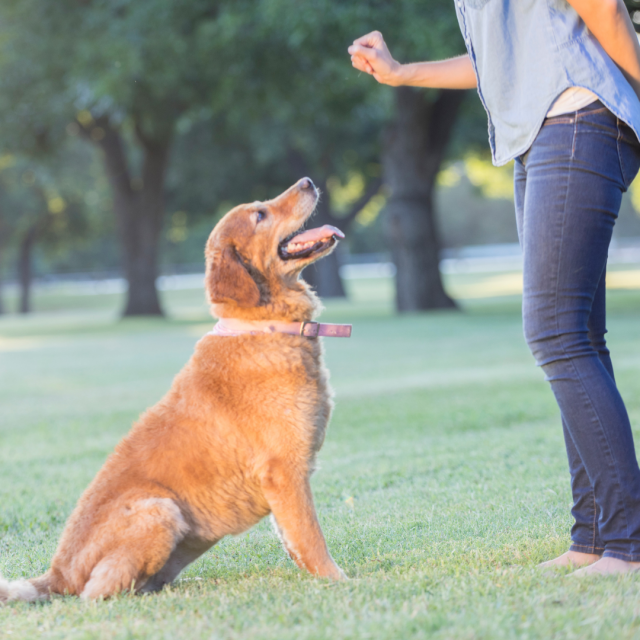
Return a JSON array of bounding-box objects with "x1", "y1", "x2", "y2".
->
[{"x1": 514, "y1": 102, "x2": 640, "y2": 561}]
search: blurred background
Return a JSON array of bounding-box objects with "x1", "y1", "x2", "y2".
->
[{"x1": 0, "y1": 0, "x2": 640, "y2": 318}]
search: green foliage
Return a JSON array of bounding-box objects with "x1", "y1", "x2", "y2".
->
[
  {"x1": 439, "y1": 154, "x2": 514, "y2": 201},
  {"x1": 629, "y1": 174, "x2": 640, "y2": 219},
  {"x1": 624, "y1": 0, "x2": 640, "y2": 32},
  {"x1": 0, "y1": 141, "x2": 116, "y2": 278},
  {"x1": 0, "y1": 0, "x2": 235, "y2": 142},
  {"x1": 0, "y1": 0, "x2": 491, "y2": 287}
]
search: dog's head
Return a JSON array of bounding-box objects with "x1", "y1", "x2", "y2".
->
[{"x1": 205, "y1": 178, "x2": 344, "y2": 321}]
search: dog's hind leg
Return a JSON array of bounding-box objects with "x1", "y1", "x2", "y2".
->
[
  {"x1": 80, "y1": 497, "x2": 188, "y2": 600},
  {"x1": 140, "y1": 538, "x2": 215, "y2": 594},
  {"x1": 261, "y1": 460, "x2": 346, "y2": 580}
]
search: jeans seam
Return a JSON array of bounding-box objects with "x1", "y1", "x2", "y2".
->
[
  {"x1": 571, "y1": 543, "x2": 604, "y2": 552},
  {"x1": 602, "y1": 549, "x2": 640, "y2": 559},
  {"x1": 592, "y1": 493, "x2": 597, "y2": 551},
  {"x1": 552, "y1": 126, "x2": 574, "y2": 342},
  {"x1": 552, "y1": 127, "x2": 632, "y2": 552},
  {"x1": 561, "y1": 354, "x2": 632, "y2": 548},
  {"x1": 571, "y1": 116, "x2": 578, "y2": 159}
]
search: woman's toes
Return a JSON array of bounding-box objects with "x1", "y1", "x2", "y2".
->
[{"x1": 569, "y1": 557, "x2": 640, "y2": 577}]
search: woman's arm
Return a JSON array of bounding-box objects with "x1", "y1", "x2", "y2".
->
[
  {"x1": 567, "y1": 0, "x2": 640, "y2": 98},
  {"x1": 348, "y1": 31, "x2": 477, "y2": 89}
]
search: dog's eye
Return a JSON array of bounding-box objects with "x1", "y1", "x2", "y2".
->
[{"x1": 256, "y1": 210, "x2": 267, "y2": 223}]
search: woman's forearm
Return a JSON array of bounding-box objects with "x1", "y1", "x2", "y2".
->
[
  {"x1": 567, "y1": 0, "x2": 640, "y2": 97},
  {"x1": 349, "y1": 32, "x2": 476, "y2": 89},
  {"x1": 395, "y1": 56, "x2": 477, "y2": 90}
]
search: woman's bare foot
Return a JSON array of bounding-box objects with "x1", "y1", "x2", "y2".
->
[
  {"x1": 569, "y1": 557, "x2": 640, "y2": 577},
  {"x1": 538, "y1": 550, "x2": 601, "y2": 570}
]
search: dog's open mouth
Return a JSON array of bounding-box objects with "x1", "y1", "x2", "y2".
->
[{"x1": 278, "y1": 225, "x2": 345, "y2": 261}]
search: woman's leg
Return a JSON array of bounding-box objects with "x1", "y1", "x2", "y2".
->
[
  {"x1": 515, "y1": 154, "x2": 601, "y2": 568},
  {"x1": 518, "y1": 106, "x2": 640, "y2": 570},
  {"x1": 554, "y1": 271, "x2": 609, "y2": 565}
]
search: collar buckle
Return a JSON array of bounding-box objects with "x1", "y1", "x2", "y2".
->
[{"x1": 300, "y1": 321, "x2": 320, "y2": 338}]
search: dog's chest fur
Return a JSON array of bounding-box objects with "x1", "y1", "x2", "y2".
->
[
  {"x1": 129, "y1": 332, "x2": 335, "y2": 537},
  {"x1": 192, "y1": 333, "x2": 333, "y2": 448}
]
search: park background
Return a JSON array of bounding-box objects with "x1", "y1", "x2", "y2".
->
[{"x1": 2, "y1": 1, "x2": 640, "y2": 638}]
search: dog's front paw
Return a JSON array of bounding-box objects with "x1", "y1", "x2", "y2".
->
[
  {"x1": 336, "y1": 567, "x2": 349, "y2": 581},
  {"x1": 324, "y1": 564, "x2": 348, "y2": 581}
]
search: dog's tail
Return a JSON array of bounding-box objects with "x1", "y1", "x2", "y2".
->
[{"x1": 0, "y1": 571, "x2": 51, "y2": 603}]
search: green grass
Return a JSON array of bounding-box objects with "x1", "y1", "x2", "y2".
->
[{"x1": 2, "y1": 274, "x2": 640, "y2": 639}]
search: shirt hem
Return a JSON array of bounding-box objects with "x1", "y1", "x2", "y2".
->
[{"x1": 490, "y1": 86, "x2": 640, "y2": 166}]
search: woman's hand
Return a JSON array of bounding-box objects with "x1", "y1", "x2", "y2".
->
[
  {"x1": 348, "y1": 31, "x2": 402, "y2": 86},
  {"x1": 566, "y1": 0, "x2": 640, "y2": 100}
]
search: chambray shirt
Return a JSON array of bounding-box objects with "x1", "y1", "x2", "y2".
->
[{"x1": 454, "y1": 0, "x2": 640, "y2": 166}]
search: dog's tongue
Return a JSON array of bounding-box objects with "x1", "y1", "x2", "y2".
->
[{"x1": 290, "y1": 225, "x2": 345, "y2": 244}]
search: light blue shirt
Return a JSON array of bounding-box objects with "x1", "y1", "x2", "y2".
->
[{"x1": 454, "y1": 0, "x2": 640, "y2": 166}]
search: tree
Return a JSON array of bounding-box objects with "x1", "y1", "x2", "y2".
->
[
  {"x1": 0, "y1": 159, "x2": 53, "y2": 314},
  {"x1": 0, "y1": 0, "x2": 480, "y2": 314},
  {"x1": 0, "y1": 151, "x2": 95, "y2": 314},
  {"x1": 0, "y1": 0, "x2": 244, "y2": 316},
  {"x1": 256, "y1": 0, "x2": 473, "y2": 310},
  {"x1": 202, "y1": 0, "x2": 387, "y2": 298},
  {"x1": 355, "y1": 2, "x2": 470, "y2": 311},
  {"x1": 383, "y1": 87, "x2": 465, "y2": 310},
  {"x1": 179, "y1": 0, "x2": 475, "y2": 305}
]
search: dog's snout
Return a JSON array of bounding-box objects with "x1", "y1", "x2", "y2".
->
[{"x1": 299, "y1": 177, "x2": 315, "y2": 191}]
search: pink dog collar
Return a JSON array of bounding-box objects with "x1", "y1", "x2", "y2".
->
[{"x1": 209, "y1": 318, "x2": 352, "y2": 338}]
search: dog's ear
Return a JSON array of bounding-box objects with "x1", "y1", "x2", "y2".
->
[{"x1": 206, "y1": 245, "x2": 261, "y2": 307}]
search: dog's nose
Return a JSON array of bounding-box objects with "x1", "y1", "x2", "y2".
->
[{"x1": 299, "y1": 177, "x2": 315, "y2": 191}]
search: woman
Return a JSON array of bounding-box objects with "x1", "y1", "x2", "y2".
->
[{"x1": 349, "y1": 0, "x2": 640, "y2": 575}]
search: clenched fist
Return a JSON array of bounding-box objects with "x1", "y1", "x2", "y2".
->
[{"x1": 348, "y1": 31, "x2": 402, "y2": 86}]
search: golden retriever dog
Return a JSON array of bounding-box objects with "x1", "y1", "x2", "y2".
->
[{"x1": 0, "y1": 177, "x2": 351, "y2": 602}]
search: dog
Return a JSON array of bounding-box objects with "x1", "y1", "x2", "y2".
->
[{"x1": 0, "y1": 177, "x2": 351, "y2": 602}]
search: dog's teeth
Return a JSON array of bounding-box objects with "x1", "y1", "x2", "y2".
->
[{"x1": 284, "y1": 236, "x2": 333, "y2": 255}]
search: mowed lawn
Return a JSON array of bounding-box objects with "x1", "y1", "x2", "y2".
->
[{"x1": 2, "y1": 273, "x2": 640, "y2": 639}]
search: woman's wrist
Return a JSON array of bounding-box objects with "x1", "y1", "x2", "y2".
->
[
  {"x1": 381, "y1": 61, "x2": 406, "y2": 86},
  {"x1": 390, "y1": 63, "x2": 420, "y2": 87},
  {"x1": 389, "y1": 62, "x2": 431, "y2": 88}
]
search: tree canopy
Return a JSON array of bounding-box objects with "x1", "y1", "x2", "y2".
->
[{"x1": 0, "y1": 0, "x2": 488, "y2": 314}]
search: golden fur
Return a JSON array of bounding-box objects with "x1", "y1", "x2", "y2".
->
[{"x1": 0, "y1": 179, "x2": 345, "y2": 602}]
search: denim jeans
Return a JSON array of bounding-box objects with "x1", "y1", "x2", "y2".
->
[{"x1": 514, "y1": 102, "x2": 640, "y2": 561}]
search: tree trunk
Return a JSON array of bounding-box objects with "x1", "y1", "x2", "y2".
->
[
  {"x1": 301, "y1": 182, "x2": 347, "y2": 298},
  {"x1": 382, "y1": 87, "x2": 465, "y2": 312},
  {"x1": 18, "y1": 224, "x2": 38, "y2": 314},
  {"x1": 121, "y1": 141, "x2": 169, "y2": 317},
  {"x1": 96, "y1": 121, "x2": 170, "y2": 317},
  {"x1": 299, "y1": 175, "x2": 383, "y2": 298},
  {"x1": 0, "y1": 246, "x2": 4, "y2": 315}
]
